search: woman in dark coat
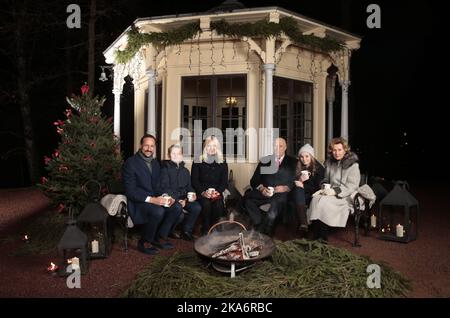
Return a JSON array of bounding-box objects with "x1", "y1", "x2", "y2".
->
[
  {"x1": 293, "y1": 144, "x2": 325, "y2": 237},
  {"x1": 191, "y1": 136, "x2": 228, "y2": 235},
  {"x1": 160, "y1": 144, "x2": 201, "y2": 241}
]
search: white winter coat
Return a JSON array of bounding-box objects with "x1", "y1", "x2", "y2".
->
[{"x1": 307, "y1": 152, "x2": 361, "y2": 227}]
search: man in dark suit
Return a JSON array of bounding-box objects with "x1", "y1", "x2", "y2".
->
[
  {"x1": 122, "y1": 134, "x2": 182, "y2": 255},
  {"x1": 244, "y1": 138, "x2": 296, "y2": 235}
]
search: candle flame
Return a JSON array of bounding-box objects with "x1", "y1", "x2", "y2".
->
[{"x1": 47, "y1": 262, "x2": 58, "y2": 271}]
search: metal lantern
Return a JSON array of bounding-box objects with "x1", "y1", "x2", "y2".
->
[
  {"x1": 77, "y1": 202, "x2": 112, "y2": 258},
  {"x1": 57, "y1": 220, "x2": 89, "y2": 275},
  {"x1": 378, "y1": 181, "x2": 419, "y2": 243}
]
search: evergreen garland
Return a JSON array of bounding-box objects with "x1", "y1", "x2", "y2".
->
[{"x1": 115, "y1": 17, "x2": 344, "y2": 64}]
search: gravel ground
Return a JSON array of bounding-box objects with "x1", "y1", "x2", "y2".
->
[{"x1": 0, "y1": 184, "x2": 449, "y2": 298}]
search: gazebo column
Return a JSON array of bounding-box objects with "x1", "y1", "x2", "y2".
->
[
  {"x1": 262, "y1": 63, "x2": 276, "y2": 156},
  {"x1": 146, "y1": 69, "x2": 157, "y2": 136},
  {"x1": 340, "y1": 80, "x2": 350, "y2": 141},
  {"x1": 113, "y1": 88, "x2": 122, "y2": 138},
  {"x1": 326, "y1": 74, "x2": 336, "y2": 145}
]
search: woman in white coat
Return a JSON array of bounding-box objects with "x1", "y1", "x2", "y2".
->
[{"x1": 307, "y1": 137, "x2": 360, "y2": 242}]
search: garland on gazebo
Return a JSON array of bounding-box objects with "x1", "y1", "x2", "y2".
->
[{"x1": 115, "y1": 16, "x2": 344, "y2": 64}]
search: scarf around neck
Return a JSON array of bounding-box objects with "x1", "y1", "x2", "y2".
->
[{"x1": 138, "y1": 150, "x2": 153, "y2": 174}]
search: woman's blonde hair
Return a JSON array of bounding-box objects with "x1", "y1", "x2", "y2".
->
[
  {"x1": 327, "y1": 137, "x2": 351, "y2": 156},
  {"x1": 200, "y1": 135, "x2": 224, "y2": 163}
]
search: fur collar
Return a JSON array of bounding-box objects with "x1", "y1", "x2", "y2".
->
[{"x1": 325, "y1": 152, "x2": 359, "y2": 169}]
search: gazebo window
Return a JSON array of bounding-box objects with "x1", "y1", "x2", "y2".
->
[
  {"x1": 273, "y1": 76, "x2": 313, "y2": 157},
  {"x1": 181, "y1": 75, "x2": 247, "y2": 159}
]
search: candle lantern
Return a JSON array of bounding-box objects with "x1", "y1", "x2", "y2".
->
[
  {"x1": 77, "y1": 202, "x2": 112, "y2": 259},
  {"x1": 378, "y1": 181, "x2": 419, "y2": 243},
  {"x1": 57, "y1": 220, "x2": 89, "y2": 275}
]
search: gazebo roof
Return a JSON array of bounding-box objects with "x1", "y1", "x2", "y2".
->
[{"x1": 104, "y1": 4, "x2": 361, "y2": 63}]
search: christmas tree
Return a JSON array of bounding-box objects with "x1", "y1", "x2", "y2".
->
[{"x1": 39, "y1": 84, "x2": 122, "y2": 216}]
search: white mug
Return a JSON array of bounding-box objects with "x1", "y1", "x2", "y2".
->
[
  {"x1": 207, "y1": 188, "x2": 215, "y2": 195},
  {"x1": 301, "y1": 170, "x2": 311, "y2": 177},
  {"x1": 267, "y1": 186, "x2": 274, "y2": 197},
  {"x1": 187, "y1": 192, "x2": 195, "y2": 202},
  {"x1": 322, "y1": 183, "x2": 331, "y2": 190},
  {"x1": 162, "y1": 194, "x2": 171, "y2": 207},
  {"x1": 300, "y1": 170, "x2": 311, "y2": 181}
]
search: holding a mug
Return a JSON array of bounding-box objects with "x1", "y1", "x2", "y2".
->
[
  {"x1": 160, "y1": 144, "x2": 202, "y2": 241},
  {"x1": 308, "y1": 137, "x2": 361, "y2": 242},
  {"x1": 191, "y1": 135, "x2": 228, "y2": 235},
  {"x1": 187, "y1": 192, "x2": 196, "y2": 202},
  {"x1": 293, "y1": 144, "x2": 325, "y2": 236}
]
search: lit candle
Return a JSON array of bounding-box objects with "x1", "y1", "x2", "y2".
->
[
  {"x1": 91, "y1": 240, "x2": 99, "y2": 253},
  {"x1": 22, "y1": 234, "x2": 30, "y2": 243},
  {"x1": 396, "y1": 224, "x2": 404, "y2": 238},
  {"x1": 70, "y1": 257, "x2": 80, "y2": 270},
  {"x1": 370, "y1": 215, "x2": 377, "y2": 228}
]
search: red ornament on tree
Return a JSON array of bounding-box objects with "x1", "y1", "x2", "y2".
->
[
  {"x1": 81, "y1": 83, "x2": 89, "y2": 95},
  {"x1": 58, "y1": 165, "x2": 69, "y2": 172},
  {"x1": 56, "y1": 203, "x2": 65, "y2": 213},
  {"x1": 44, "y1": 156, "x2": 51, "y2": 165},
  {"x1": 41, "y1": 177, "x2": 48, "y2": 184}
]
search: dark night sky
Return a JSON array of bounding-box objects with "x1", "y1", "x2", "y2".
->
[{"x1": 0, "y1": 0, "x2": 445, "y2": 187}]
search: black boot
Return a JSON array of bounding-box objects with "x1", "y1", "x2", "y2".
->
[
  {"x1": 295, "y1": 205, "x2": 308, "y2": 238},
  {"x1": 318, "y1": 221, "x2": 329, "y2": 243},
  {"x1": 311, "y1": 220, "x2": 320, "y2": 240}
]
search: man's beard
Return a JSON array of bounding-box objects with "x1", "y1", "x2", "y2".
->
[{"x1": 142, "y1": 150, "x2": 153, "y2": 157}]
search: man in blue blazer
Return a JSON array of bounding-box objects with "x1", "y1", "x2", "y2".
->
[{"x1": 122, "y1": 134, "x2": 182, "y2": 255}]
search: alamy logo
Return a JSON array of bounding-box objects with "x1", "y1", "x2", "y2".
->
[
  {"x1": 366, "y1": 264, "x2": 381, "y2": 289},
  {"x1": 66, "y1": 4, "x2": 81, "y2": 29},
  {"x1": 366, "y1": 4, "x2": 381, "y2": 29},
  {"x1": 66, "y1": 265, "x2": 81, "y2": 289}
]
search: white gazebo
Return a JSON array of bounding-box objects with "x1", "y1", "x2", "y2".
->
[{"x1": 103, "y1": 1, "x2": 361, "y2": 192}]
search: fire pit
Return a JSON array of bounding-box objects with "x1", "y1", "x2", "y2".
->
[{"x1": 194, "y1": 221, "x2": 276, "y2": 277}]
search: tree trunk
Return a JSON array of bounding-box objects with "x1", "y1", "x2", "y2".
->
[
  {"x1": 88, "y1": 0, "x2": 97, "y2": 96},
  {"x1": 14, "y1": 2, "x2": 40, "y2": 185}
]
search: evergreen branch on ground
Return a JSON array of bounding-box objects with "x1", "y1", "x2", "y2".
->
[{"x1": 123, "y1": 239, "x2": 410, "y2": 298}]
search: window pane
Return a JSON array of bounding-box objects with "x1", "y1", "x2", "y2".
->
[
  {"x1": 182, "y1": 75, "x2": 246, "y2": 159},
  {"x1": 231, "y1": 76, "x2": 246, "y2": 96},
  {"x1": 273, "y1": 76, "x2": 313, "y2": 156},
  {"x1": 183, "y1": 79, "x2": 197, "y2": 98},
  {"x1": 217, "y1": 78, "x2": 231, "y2": 96},
  {"x1": 304, "y1": 102, "x2": 312, "y2": 120},
  {"x1": 279, "y1": 78, "x2": 289, "y2": 99},
  {"x1": 198, "y1": 79, "x2": 211, "y2": 97}
]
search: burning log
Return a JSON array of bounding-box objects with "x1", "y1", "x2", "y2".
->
[{"x1": 211, "y1": 232, "x2": 261, "y2": 261}]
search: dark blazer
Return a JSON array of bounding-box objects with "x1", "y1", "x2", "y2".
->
[
  {"x1": 122, "y1": 153, "x2": 161, "y2": 225},
  {"x1": 250, "y1": 154, "x2": 297, "y2": 190},
  {"x1": 160, "y1": 160, "x2": 194, "y2": 200},
  {"x1": 191, "y1": 161, "x2": 229, "y2": 196}
]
